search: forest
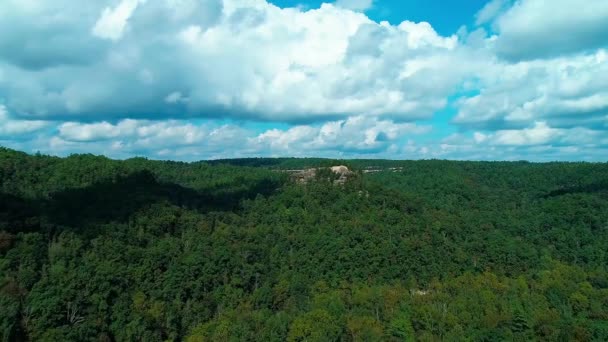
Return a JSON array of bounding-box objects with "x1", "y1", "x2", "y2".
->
[{"x1": 1, "y1": 146, "x2": 608, "y2": 341}]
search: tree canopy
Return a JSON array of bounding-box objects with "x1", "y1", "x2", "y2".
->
[{"x1": 1, "y1": 147, "x2": 607, "y2": 341}]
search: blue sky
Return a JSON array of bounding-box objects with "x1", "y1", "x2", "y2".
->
[
  {"x1": 272, "y1": 0, "x2": 489, "y2": 35},
  {"x1": 1, "y1": 0, "x2": 607, "y2": 161}
]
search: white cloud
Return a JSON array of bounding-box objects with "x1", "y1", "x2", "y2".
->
[
  {"x1": 92, "y1": 0, "x2": 144, "y2": 41},
  {"x1": 488, "y1": 121, "x2": 559, "y2": 146},
  {"x1": 0, "y1": 0, "x2": 461, "y2": 123},
  {"x1": 253, "y1": 115, "x2": 429, "y2": 153},
  {"x1": 453, "y1": 49, "x2": 608, "y2": 130},
  {"x1": 59, "y1": 120, "x2": 138, "y2": 142},
  {"x1": 1, "y1": 0, "x2": 608, "y2": 161},
  {"x1": 334, "y1": 0, "x2": 374, "y2": 12},
  {"x1": 0, "y1": 105, "x2": 48, "y2": 137},
  {"x1": 492, "y1": 0, "x2": 608, "y2": 60},
  {"x1": 427, "y1": 125, "x2": 608, "y2": 161},
  {"x1": 0, "y1": 1, "x2": 107, "y2": 70},
  {"x1": 475, "y1": 0, "x2": 509, "y2": 26},
  {"x1": 5, "y1": 116, "x2": 607, "y2": 162},
  {"x1": 44, "y1": 115, "x2": 429, "y2": 158},
  {"x1": 58, "y1": 119, "x2": 213, "y2": 148},
  {"x1": 42, "y1": 120, "x2": 251, "y2": 160},
  {"x1": 439, "y1": 122, "x2": 607, "y2": 160}
]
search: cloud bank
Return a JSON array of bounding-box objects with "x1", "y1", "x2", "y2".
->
[
  {"x1": 0, "y1": 0, "x2": 607, "y2": 161},
  {"x1": 0, "y1": 0, "x2": 458, "y2": 123}
]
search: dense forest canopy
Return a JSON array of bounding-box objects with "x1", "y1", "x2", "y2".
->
[{"x1": 1, "y1": 147, "x2": 608, "y2": 341}]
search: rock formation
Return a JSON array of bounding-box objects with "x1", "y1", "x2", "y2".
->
[{"x1": 287, "y1": 165, "x2": 354, "y2": 185}]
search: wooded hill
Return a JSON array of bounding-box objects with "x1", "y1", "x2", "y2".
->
[{"x1": 1, "y1": 147, "x2": 608, "y2": 341}]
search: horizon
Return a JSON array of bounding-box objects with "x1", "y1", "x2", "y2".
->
[
  {"x1": 5, "y1": 146, "x2": 606, "y2": 165},
  {"x1": 1, "y1": 0, "x2": 607, "y2": 162}
]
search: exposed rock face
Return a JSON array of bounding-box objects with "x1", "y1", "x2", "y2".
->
[
  {"x1": 287, "y1": 165, "x2": 354, "y2": 185},
  {"x1": 290, "y1": 168, "x2": 317, "y2": 184},
  {"x1": 330, "y1": 165, "x2": 353, "y2": 185},
  {"x1": 330, "y1": 165, "x2": 349, "y2": 174}
]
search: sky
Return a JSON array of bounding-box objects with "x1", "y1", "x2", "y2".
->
[{"x1": 0, "y1": 0, "x2": 607, "y2": 161}]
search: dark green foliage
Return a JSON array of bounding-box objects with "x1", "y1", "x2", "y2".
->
[{"x1": 1, "y1": 147, "x2": 608, "y2": 341}]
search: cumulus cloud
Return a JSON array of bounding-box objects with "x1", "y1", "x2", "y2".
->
[
  {"x1": 475, "y1": 121, "x2": 560, "y2": 146},
  {"x1": 434, "y1": 122, "x2": 608, "y2": 161},
  {"x1": 254, "y1": 115, "x2": 430, "y2": 153},
  {"x1": 475, "y1": 0, "x2": 509, "y2": 26},
  {"x1": 0, "y1": 105, "x2": 48, "y2": 138},
  {"x1": 59, "y1": 120, "x2": 138, "y2": 142},
  {"x1": 453, "y1": 49, "x2": 608, "y2": 130},
  {"x1": 1, "y1": 0, "x2": 607, "y2": 161},
  {"x1": 58, "y1": 119, "x2": 214, "y2": 147},
  {"x1": 48, "y1": 119, "x2": 251, "y2": 159},
  {"x1": 92, "y1": 0, "x2": 144, "y2": 41},
  {"x1": 14, "y1": 115, "x2": 427, "y2": 159},
  {"x1": 5, "y1": 115, "x2": 606, "y2": 162},
  {"x1": 0, "y1": 0, "x2": 461, "y2": 123},
  {"x1": 491, "y1": 0, "x2": 608, "y2": 61},
  {"x1": 472, "y1": 122, "x2": 608, "y2": 148}
]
